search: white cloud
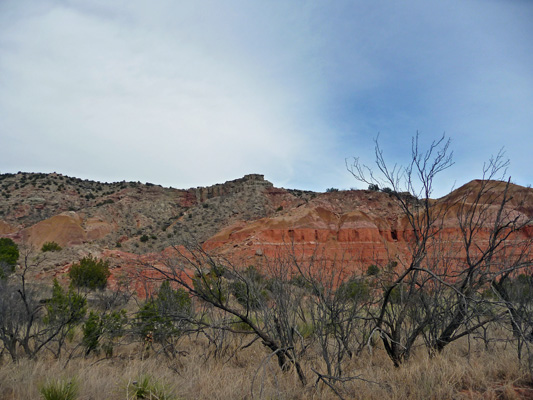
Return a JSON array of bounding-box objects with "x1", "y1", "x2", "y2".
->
[
  {"x1": 0, "y1": 1, "x2": 328, "y2": 188},
  {"x1": 0, "y1": 0, "x2": 531, "y2": 193}
]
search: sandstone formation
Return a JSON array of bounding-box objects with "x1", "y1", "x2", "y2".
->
[{"x1": 0, "y1": 171, "x2": 531, "y2": 284}]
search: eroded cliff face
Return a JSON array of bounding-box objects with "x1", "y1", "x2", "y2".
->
[
  {"x1": 1, "y1": 172, "x2": 532, "y2": 284},
  {"x1": 203, "y1": 180, "x2": 533, "y2": 276},
  {"x1": 204, "y1": 189, "x2": 405, "y2": 266}
]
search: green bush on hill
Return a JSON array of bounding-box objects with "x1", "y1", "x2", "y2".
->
[
  {"x1": 42, "y1": 241, "x2": 62, "y2": 252},
  {"x1": 68, "y1": 255, "x2": 110, "y2": 290},
  {"x1": 0, "y1": 237, "x2": 19, "y2": 279}
]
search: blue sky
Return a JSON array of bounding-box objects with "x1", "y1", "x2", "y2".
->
[{"x1": 1, "y1": 0, "x2": 532, "y2": 196}]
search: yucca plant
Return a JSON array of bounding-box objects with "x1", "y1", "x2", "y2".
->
[
  {"x1": 127, "y1": 374, "x2": 174, "y2": 400},
  {"x1": 39, "y1": 377, "x2": 79, "y2": 400}
]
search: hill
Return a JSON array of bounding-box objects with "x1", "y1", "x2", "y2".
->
[{"x1": 0, "y1": 171, "x2": 532, "y2": 285}]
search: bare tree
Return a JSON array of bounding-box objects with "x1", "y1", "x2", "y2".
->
[
  {"x1": 145, "y1": 243, "x2": 309, "y2": 385},
  {"x1": 347, "y1": 135, "x2": 533, "y2": 366},
  {"x1": 0, "y1": 249, "x2": 86, "y2": 361},
  {"x1": 347, "y1": 134, "x2": 455, "y2": 366},
  {"x1": 427, "y1": 153, "x2": 531, "y2": 352},
  {"x1": 289, "y1": 245, "x2": 376, "y2": 381}
]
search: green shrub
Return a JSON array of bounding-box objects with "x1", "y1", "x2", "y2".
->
[
  {"x1": 231, "y1": 317, "x2": 255, "y2": 332},
  {"x1": 210, "y1": 264, "x2": 226, "y2": 278},
  {"x1": 157, "y1": 280, "x2": 191, "y2": 311},
  {"x1": 45, "y1": 279, "x2": 86, "y2": 326},
  {"x1": 42, "y1": 241, "x2": 62, "y2": 252},
  {"x1": 503, "y1": 274, "x2": 533, "y2": 302},
  {"x1": 127, "y1": 374, "x2": 174, "y2": 400},
  {"x1": 230, "y1": 266, "x2": 268, "y2": 310},
  {"x1": 0, "y1": 237, "x2": 19, "y2": 279},
  {"x1": 140, "y1": 234, "x2": 149, "y2": 243},
  {"x1": 68, "y1": 255, "x2": 110, "y2": 290},
  {"x1": 231, "y1": 280, "x2": 268, "y2": 310},
  {"x1": 82, "y1": 311, "x2": 102, "y2": 356},
  {"x1": 193, "y1": 273, "x2": 227, "y2": 303},
  {"x1": 297, "y1": 321, "x2": 315, "y2": 339},
  {"x1": 388, "y1": 284, "x2": 407, "y2": 304},
  {"x1": 366, "y1": 264, "x2": 380, "y2": 276},
  {"x1": 289, "y1": 275, "x2": 311, "y2": 289},
  {"x1": 481, "y1": 287, "x2": 497, "y2": 300},
  {"x1": 39, "y1": 377, "x2": 79, "y2": 400},
  {"x1": 135, "y1": 281, "x2": 191, "y2": 342},
  {"x1": 96, "y1": 199, "x2": 114, "y2": 207},
  {"x1": 82, "y1": 310, "x2": 127, "y2": 357},
  {"x1": 337, "y1": 277, "x2": 370, "y2": 301}
]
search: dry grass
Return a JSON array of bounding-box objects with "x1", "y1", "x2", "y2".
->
[{"x1": 1, "y1": 337, "x2": 532, "y2": 400}]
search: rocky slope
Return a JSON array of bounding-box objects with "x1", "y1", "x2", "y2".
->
[
  {"x1": 0, "y1": 172, "x2": 290, "y2": 249},
  {"x1": 1, "y1": 172, "x2": 532, "y2": 285}
]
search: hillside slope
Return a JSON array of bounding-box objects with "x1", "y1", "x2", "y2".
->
[{"x1": 1, "y1": 172, "x2": 532, "y2": 283}]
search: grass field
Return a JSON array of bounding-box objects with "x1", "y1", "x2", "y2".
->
[{"x1": 1, "y1": 332, "x2": 533, "y2": 400}]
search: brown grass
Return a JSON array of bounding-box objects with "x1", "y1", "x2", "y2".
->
[{"x1": 1, "y1": 337, "x2": 532, "y2": 400}]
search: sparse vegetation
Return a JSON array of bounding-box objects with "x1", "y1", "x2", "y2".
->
[
  {"x1": 96, "y1": 199, "x2": 114, "y2": 207},
  {"x1": 0, "y1": 338, "x2": 529, "y2": 399},
  {"x1": 1, "y1": 234, "x2": 533, "y2": 399},
  {"x1": 0, "y1": 142, "x2": 532, "y2": 399},
  {"x1": 41, "y1": 241, "x2": 62, "y2": 252}
]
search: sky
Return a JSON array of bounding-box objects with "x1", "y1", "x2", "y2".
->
[{"x1": 1, "y1": 0, "x2": 532, "y2": 196}]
